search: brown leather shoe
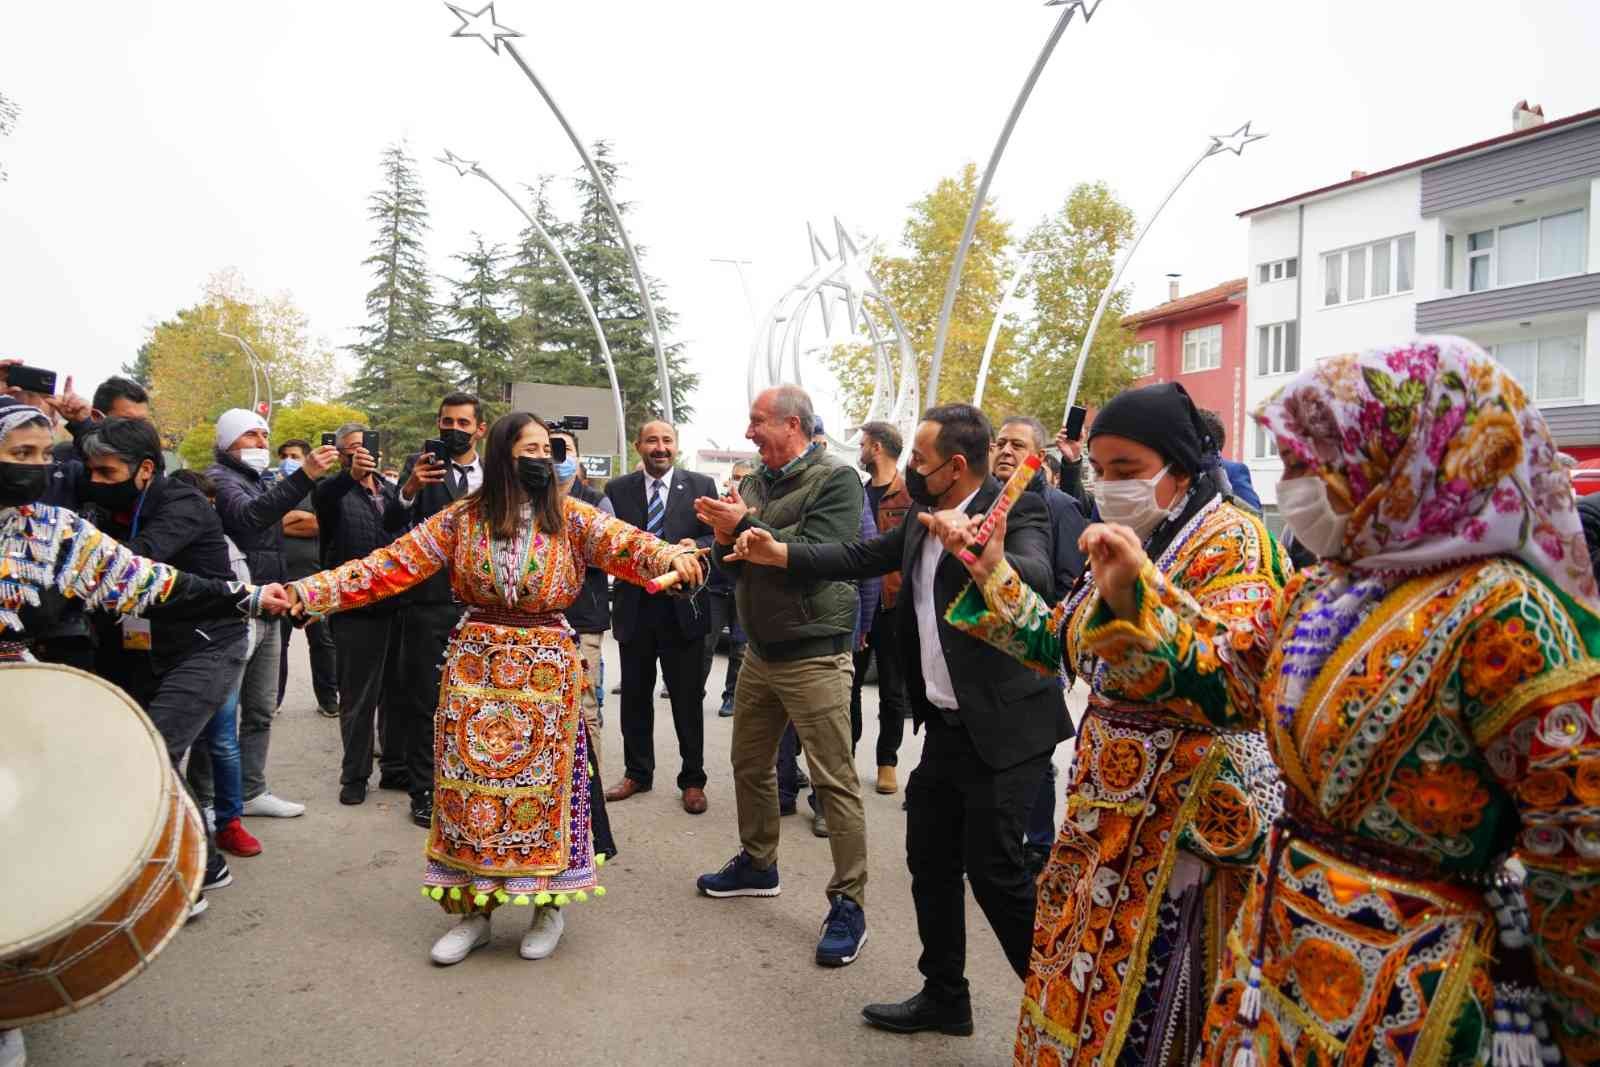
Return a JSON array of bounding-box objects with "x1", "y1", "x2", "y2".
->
[
  {"x1": 682, "y1": 787, "x2": 708, "y2": 815},
  {"x1": 876, "y1": 766, "x2": 898, "y2": 795},
  {"x1": 604, "y1": 777, "x2": 651, "y2": 802}
]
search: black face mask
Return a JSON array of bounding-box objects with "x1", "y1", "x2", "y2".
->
[
  {"x1": 0, "y1": 461, "x2": 51, "y2": 507},
  {"x1": 440, "y1": 428, "x2": 475, "y2": 458},
  {"x1": 516, "y1": 457, "x2": 554, "y2": 495},
  {"x1": 904, "y1": 456, "x2": 953, "y2": 507},
  {"x1": 82, "y1": 476, "x2": 144, "y2": 516}
]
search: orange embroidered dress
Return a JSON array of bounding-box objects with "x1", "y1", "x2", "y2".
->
[
  {"x1": 947, "y1": 493, "x2": 1288, "y2": 1066},
  {"x1": 290, "y1": 496, "x2": 691, "y2": 912}
]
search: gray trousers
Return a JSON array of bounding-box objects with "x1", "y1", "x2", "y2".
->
[{"x1": 238, "y1": 618, "x2": 282, "y2": 801}]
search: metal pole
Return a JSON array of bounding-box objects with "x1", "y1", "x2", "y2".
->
[
  {"x1": 972, "y1": 251, "x2": 1040, "y2": 407},
  {"x1": 925, "y1": 0, "x2": 1097, "y2": 406},
  {"x1": 711, "y1": 257, "x2": 759, "y2": 328}
]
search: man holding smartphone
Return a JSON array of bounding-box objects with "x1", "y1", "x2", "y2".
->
[
  {"x1": 383, "y1": 392, "x2": 486, "y2": 828},
  {"x1": 314, "y1": 422, "x2": 402, "y2": 805}
]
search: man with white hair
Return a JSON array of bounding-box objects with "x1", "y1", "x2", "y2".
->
[{"x1": 206, "y1": 408, "x2": 336, "y2": 818}]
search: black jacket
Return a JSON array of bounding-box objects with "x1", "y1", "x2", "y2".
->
[
  {"x1": 1027, "y1": 469, "x2": 1089, "y2": 603},
  {"x1": 206, "y1": 449, "x2": 318, "y2": 583},
  {"x1": 382, "y1": 451, "x2": 472, "y2": 606},
  {"x1": 605, "y1": 467, "x2": 717, "y2": 644},
  {"x1": 564, "y1": 480, "x2": 611, "y2": 634},
  {"x1": 787, "y1": 479, "x2": 1069, "y2": 771},
  {"x1": 104, "y1": 474, "x2": 247, "y2": 670},
  {"x1": 313, "y1": 471, "x2": 401, "y2": 612}
]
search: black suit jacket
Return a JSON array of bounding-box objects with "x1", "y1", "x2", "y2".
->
[
  {"x1": 605, "y1": 467, "x2": 717, "y2": 644},
  {"x1": 787, "y1": 477, "x2": 1069, "y2": 771},
  {"x1": 382, "y1": 451, "x2": 471, "y2": 605}
]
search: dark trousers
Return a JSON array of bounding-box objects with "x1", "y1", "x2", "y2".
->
[
  {"x1": 619, "y1": 608, "x2": 707, "y2": 791},
  {"x1": 394, "y1": 602, "x2": 460, "y2": 803},
  {"x1": 278, "y1": 615, "x2": 338, "y2": 710},
  {"x1": 854, "y1": 609, "x2": 910, "y2": 767},
  {"x1": 700, "y1": 591, "x2": 745, "y2": 701},
  {"x1": 330, "y1": 611, "x2": 401, "y2": 786},
  {"x1": 1025, "y1": 761, "x2": 1059, "y2": 848},
  {"x1": 906, "y1": 714, "x2": 1050, "y2": 1005}
]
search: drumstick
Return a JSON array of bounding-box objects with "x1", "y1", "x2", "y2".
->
[
  {"x1": 645, "y1": 548, "x2": 710, "y2": 594},
  {"x1": 957, "y1": 453, "x2": 1041, "y2": 565}
]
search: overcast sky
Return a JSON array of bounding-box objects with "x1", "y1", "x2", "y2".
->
[{"x1": 2, "y1": 0, "x2": 1596, "y2": 460}]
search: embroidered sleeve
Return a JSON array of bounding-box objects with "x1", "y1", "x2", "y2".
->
[
  {"x1": 1461, "y1": 569, "x2": 1600, "y2": 1062},
  {"x1": 567, "y1": 498, "x2": 693, "y2": 587},
  {"x1": 1076, "y1": 518, "x2": 1288, "y2": 730},
  {"x1": 291, "y1": 500, "x2": 458, "y2": 614},
  {"x1": 944, "y1": 559, "x2": 1071, "y2": 677}
]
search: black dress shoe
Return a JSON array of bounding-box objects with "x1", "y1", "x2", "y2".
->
[
  {"x1": 861, "y1": 992, "x2": 973, "y2": 1036},
  {"x1": 378, "y1": 773, "x2": 411, "y2": 791},
  {"x1": 339, "y1": 781, "x2": 367, "y2": 805},
  {"x1": 410, "y1": 794, "x2": 432, "y2": 829}
]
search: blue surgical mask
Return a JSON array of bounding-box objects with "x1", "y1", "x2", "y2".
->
[
  {"x1": 553, "y1": 456, "x2": 578, "y2": 481},
  {"x1": 279, "y1": 458, "x2": 302, "y2": 477}
]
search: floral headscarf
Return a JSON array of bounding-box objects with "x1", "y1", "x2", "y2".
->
[{"x1": 1255, "y1": 335, "x2": 1597, "y2": 605}]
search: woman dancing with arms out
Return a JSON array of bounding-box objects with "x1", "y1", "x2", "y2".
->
[
  {"x1": 924, "y1": 382, "x2": 1290, "y2": 1066},
  {"x1": 283, "y1": 412, "x2": 703, "y2": 966},
  {"x1": 952, "y1": 340, "x2": 1600, "y2": 1064}
]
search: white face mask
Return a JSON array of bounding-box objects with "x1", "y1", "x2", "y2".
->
[
  {"x1": 1276, "y1": 475, "x2": 1348, "y2": 560},
  {"x1": 1096, "y1": 464, "x2": 1174, "y2": 539},
  {"x1": 237, "y1": 448, "x2": 270, "y2": 473}
]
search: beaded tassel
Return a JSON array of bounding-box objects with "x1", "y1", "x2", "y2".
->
[{"x1": 1229, "y1": 957, "x2": 1264, "y2": 1067}]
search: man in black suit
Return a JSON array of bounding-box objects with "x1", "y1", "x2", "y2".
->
[
  {"x1": 602, "y1": 419, "x2": 718, "y2": 815},
  {"x1": 383, "y1": 392, "x2": 486, "y2": 828},
  {"x1": 727, "y1": 403, "x2": 1066, "y2": 1037}
]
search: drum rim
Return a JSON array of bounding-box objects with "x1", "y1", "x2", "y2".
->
[{"x1": 0, "y1": 662, "x2": 172, "y2": 958}]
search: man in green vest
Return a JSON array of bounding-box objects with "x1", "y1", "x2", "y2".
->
[{"x1": 693, "y1": 384, "x2": 869, "y2": 968}]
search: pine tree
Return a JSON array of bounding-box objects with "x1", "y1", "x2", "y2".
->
[
  {"x1": 121, "y1": 342, "x2": 155, "y2": 386},
  {"x1": 345, "y1": 142, "x2": 448, "y2": 448},
  {"x1": 505, "y1": 177, "x2": 588, "y2": 389},
  {"x1": 442, "y1": 233, "x2": 514, "y2": 403}
]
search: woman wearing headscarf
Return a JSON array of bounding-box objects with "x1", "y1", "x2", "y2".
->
[
  {"x1": 930, "y1": 382, "x2": 1289, "y2": 1066},
  {"x1": 961, "y1": 340, "x2": 1600, "y2": 1064},
  {"x1": 283, "y1": 411, "x2": 704, "y2": 966}
]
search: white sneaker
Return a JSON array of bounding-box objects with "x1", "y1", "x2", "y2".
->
[
  {"x1": 203, "y1": 805, "x2": 216, "y2": 832},
  {"x1": 0, "y1": 1027, "x2": 24, "y2": 1067},
  {"x1": 519, "y1": 906, "x2": 564, "y2": 960},
  {"x1": 187, "y1": 895, "x2": 209, "y2": 922},
  {"x1": 430, "y1": 915, "x2": 490, "y2": 965},
  {"x1": 242, "y1": 793, "x2": 305, "y2": 818}
]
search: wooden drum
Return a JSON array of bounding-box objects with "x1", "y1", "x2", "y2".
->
[{"x1": 0, "y1": 663, "x2": 205, "y2": 1025}]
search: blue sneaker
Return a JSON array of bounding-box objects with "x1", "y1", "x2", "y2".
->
[
  {"x1": 697, "y1": 850, "x2": 781, "y2": 898},
  {"x1": 816, "y1": 894, "x2": 867, "y2": 966}
]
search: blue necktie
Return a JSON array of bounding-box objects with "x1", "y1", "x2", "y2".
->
[{"x1": 646, "y1": 479, "x2": 665, "y2": 536}]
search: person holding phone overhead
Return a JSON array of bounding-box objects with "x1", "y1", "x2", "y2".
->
[
  {"x1": 383, "y1": 392, "x2": 489, "y2": 829},
  {"x1": 313, "y1": 422, "x2": 403, "y2": 805}
]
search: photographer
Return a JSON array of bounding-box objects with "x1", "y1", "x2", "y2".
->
[{"x1": 275, "y1": 438, "x2": 339, "y2": 717}]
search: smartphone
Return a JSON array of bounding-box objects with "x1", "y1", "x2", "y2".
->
[
  {"x1": 423, "y1": 438, "x2": 448, "y2": 464},
  {"x1": 361, "y1": 430, "x2": 379, "y2": 455},
  {"x1": 320, "y1": 432, "x2": 336, "y2": 447},
  {"x1": 6, "y1": 365, "x2": 57, "y2": 395},
  {"x1": 550, "y1": 437, "x2": 567, "y2": 463},
  {"x1": 1064, "y1": 405, "x2": 1088, "y2": 442}
]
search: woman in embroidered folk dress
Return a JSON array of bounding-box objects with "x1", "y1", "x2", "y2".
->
[
  {"x1": 925, "y1": 383, "x2": 1288, "y2": 1067},
  {"x1": 962, "y1": 340, "x2": 1600, "y2": 1064},
  {"x1": 284, "y1": 412, "x2": 702, "y2": 966}
]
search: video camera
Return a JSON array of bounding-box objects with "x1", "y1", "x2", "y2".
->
[{"x1": 547, "y1": 416, "x2": 589, "y2": 433}]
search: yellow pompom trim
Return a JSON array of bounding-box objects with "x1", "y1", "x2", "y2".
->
[
  {"x1": 513, "y1": 894, "x2": 531, "y2": 906},
  {"x1": 494, "y1": 890, "x2": 510, "y2": 904},
  {"x1": 554, "y1": 893, "x2": 570, "y2": 907},
  {"x1": 473, "y1": 893, "x2": 490, "y2": 908},
  {"x1": 594, "y1": 885, "x2": 607, "y2": 897},
  {"x1": 429, "y1": 887, "x2": 445, "y2": 901},
  {"x1": 535, "y1": 892, "x2": 553, "y2": 906},
  {"x1": 573, "y1": 890, "x2": 588, "y2": 903},
  {"x1": 448, "y1": 887, "x2": 462, "y2": 901},
  {"x1": 595, "y1": 853, "x2": 607, "y2": 868}
]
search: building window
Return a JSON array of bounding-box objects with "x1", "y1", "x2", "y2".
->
[
  {"x1": 1493, "y1": 334, "x2": 1585, "y2": 402},
  {"x1": 1256, "y1": 257, "x2": 1298, "y2": 284},
  {"x1": 1253, "y1": 423, "x2": 1279, "y2": 459},
  {"x1": 1443, "y1": 234, "x2": 1455, "y2": 290},
  {"x1": 1322, "y1": 234, "x2": 1415, "y2": 307},
  {"x1": 1126, "y1": 340, "x2": 1155, "y2": 376},
  {"x1": 1467, "y1": 210, "x2": 1586, "y2": 291},
  {"x1": 1182, "y1": 324, "x2": 1223, "y2": 372},
  {"x1": 1257, "y1": 321, "x2": 1299, "y2": 376}
]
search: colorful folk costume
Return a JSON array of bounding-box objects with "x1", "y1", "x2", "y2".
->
[
  {"x1": 948, "y1": 385, "x2": 1290, "y2": 1067},
  {"x1": 289, "y1": 494, "x2": 694, "y2": 912}
]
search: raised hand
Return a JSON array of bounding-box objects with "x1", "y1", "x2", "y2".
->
[
  {"x1": 405, "y1": 455, "x2": 448, "y2": 496},
  {"x1": 351, "y1": 446, "x2": 378, "y2": 479},
  {"x1": 1054, "y1": 429, "x2": 1082, "y2": 465},
  {"x1": 917, "y1": 508, "x2": 979, "y2": 557},
  {"x1": 693, "y1": 486, "x2": 749, "y2": 543},
  {"x1": 668, "y1": 550, "x2": 705, "y2": 587},
  {"x1": 727, "y1": 527, "x2": 787, "y2": 567},
  {"x1": 1079, "y1": 523, "x2": 1148, "y2": 620},
  {"x1": 941, "y1": 507, "x2": 1007, "y2": 584},
  {"x1": 303, "y1": 444, "x2": 340, "y2": 479}
]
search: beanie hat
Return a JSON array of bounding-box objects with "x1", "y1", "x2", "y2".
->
[{"x1": 215, "y1": 408, "x2": 269, "y2": 451}]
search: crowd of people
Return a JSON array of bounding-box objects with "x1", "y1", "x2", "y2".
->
[{"x1": 5, "y1": 332, "x2": 1600, "y2": 1065}]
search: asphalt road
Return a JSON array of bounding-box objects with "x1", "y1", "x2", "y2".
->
[{"x1": 26, "y1": 634, "x2": 1081, "y2": 1067}]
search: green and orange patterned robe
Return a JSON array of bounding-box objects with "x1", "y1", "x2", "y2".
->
[
  {"x1": 291, "y1": 495, "x2": 690, "y2": 911},
  {"x1": 948, "y1": 495, "x2": 1289, "y2": 1066}
]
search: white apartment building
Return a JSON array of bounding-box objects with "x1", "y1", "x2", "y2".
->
[{"x1": 1240, "y1": 103, "x2": 1600, "y2": 505}]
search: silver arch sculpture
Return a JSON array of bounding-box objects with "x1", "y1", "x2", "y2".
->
[
  {"x1": 1060, "y1": 122, "x2": 1266, "y2": 422},
  {"x1": 446, "y1": 2, "x2": 675, "y2": 424},
  {"x1": 971, "y1": 249, "x2": 1045, "y2": 408},
  {"x1": 924, "y1": 0, "x2": 1101, "y2": 407},
  {"x1": 437, "y1": 149, "x2": 628, "y2": 459}
]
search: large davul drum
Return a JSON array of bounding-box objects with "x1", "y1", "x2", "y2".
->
[{"x1": 0, "y1": 663, "x2": 205, "y2": 1025}]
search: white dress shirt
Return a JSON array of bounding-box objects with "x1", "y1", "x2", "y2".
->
[{"x1": 914, "y1": 486, "x2": 979, "y2": 711}]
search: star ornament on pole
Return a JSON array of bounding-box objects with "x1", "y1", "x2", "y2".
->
[
  {"x1": 1208, "y1": 121, "x2": 1268, "y2": 157},
  {"x1": 436, "y1": 148, "x2": 479, "y2": 177},
  {"x1": 445, "y1": 2, "x2": 522, "y2": 54},
  {"x1": 1044, "y1": 0, "x2": 1102, "y2": 18}
]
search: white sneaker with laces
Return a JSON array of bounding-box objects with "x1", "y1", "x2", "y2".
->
[
  {"x1": 242, "y1": 793, "x2": 305, "y2": 818},
  {"x1": 430, "y1": 915, "x2": 490, "y2": 965},
  {"x1": 519, "y1": 906, "x2": 564, "y2": 960},
  {"x1": 187, "y1": 895, "x2": 209, "y2": 921},
  {"x1": 0, "y1": 1026, "x2": 25, "y2": 1067}
]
